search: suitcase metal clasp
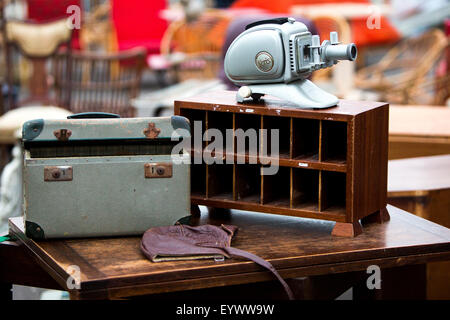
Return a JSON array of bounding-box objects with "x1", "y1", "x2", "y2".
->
[
  {"x1": 144, "y1": 163, "x2": 172, "y2": 178},
  {"x1": 53, "y1": 129, "x2": 72, "y2": 141},
  {"x1": 44, "y1": 166, "x2": 73, "y2": 181}
]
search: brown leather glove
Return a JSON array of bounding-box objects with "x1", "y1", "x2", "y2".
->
[{"x1": 141, "y1": 223, "x2": 294, "y2": 300}]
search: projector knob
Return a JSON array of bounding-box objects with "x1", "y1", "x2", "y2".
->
[{"x1": 238, "y1": 86, "x2": 252, "y2": 98}]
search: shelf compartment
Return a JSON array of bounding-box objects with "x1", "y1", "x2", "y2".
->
[
  {"x1": 292, "y1": 118, "x2": 320, "y2": 161},
  {"x1": 179, "y1": 108, "x2": 206, "y2": 163},
  {"x1": 321, "y1": 120, "x2": 347, "y2": 163},
  {"x1": 207, "y1": 164, "x2": 234, "y2": 200},
  {"x1": 234, "y1": 113, "x2": 261, "y2": 159},
  {"x1": 319, "y1": 171, "x2": 346, "y2": 214},
  {"x1": 292, "y1": 168, "x2": 319, "y2": 211},
  {"x1": 191, "y1": 164, "x2": 206, "y2": 197},
  {"x1": 261, "y1": 166, "x2": 290, "y2": 207},
  {"x1": 205, "y1": 111, "x2": 234, "y2": 161},
  {"x1": 261, "y1": 116, "x2": 291, "y2": 159},
  {"x1": 235, "y1": 164, "x2": 261, "y2": 203}
]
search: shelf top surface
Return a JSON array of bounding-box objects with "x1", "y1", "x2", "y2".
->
[
  {"x1": 175, "y1": 90, "x2": 388, "y2": 119},
  {"x1": 7, "y1": 205, "x2": 450, "y2": 297}
]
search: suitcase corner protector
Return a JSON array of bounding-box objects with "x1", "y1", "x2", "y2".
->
[
  {"x1": 25, "y1": 220, "x2": 45, "y2": 240},
  {"x1": 22, "y1": 119, "x2": 44, "y2": 141},
  {"x1": 171, "y1": 115, "x2": 190, "y2": 132}
]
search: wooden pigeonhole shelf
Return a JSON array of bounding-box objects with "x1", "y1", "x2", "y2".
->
[{"x1": 175, "y1": 91, "x2": 390, "y2": 237}]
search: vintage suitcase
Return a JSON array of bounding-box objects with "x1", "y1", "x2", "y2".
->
[{"x1": 22, "y1": 113, "x2": 190, "y2": 239}]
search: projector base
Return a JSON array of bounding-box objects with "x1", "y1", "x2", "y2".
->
[{"x1": 236, "y1": 79, "x2": 338, "y2": 109}]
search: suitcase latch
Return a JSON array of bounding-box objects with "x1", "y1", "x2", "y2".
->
[
  {"x1": 145, "y1": 163, "x2": 172, "y2": 178},
  {"x1": 44, "y1": 166, "x2": 73, "y2": 181},
  {"x1": 54, "y1": 129, "x2": 72, "y2": 141}
]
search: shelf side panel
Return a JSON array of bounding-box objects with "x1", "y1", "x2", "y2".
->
[{"x1": 353, "y1": 105, "x2": 389, "y2": 221}]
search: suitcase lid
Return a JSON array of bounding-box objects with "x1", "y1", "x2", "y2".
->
[{"x1": 22, "y1": 115, "x2": 190, "y2": 142}]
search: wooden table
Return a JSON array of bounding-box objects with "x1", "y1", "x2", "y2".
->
[
  {"x1": 1, "y1": 205, "x2": 450, "y2": 300},
  {"x1": 388, "y1": 155, "x2": 450, "y2": 299},
  {"x1": 389, "y1": 105, "x2": 450, "y2": 160}
]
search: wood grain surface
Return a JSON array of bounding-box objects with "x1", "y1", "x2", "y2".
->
[{"x1": 8, "y1": 205, "x2": 450, "y2": 299}]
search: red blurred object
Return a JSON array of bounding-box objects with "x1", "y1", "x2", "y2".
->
[
  {"x1": 26, "y1": 0, "x2": 81, "y2": 49},
  {"x1": 350, "y1": 16, "x2": 400, "y2": 47},
  {"x1": 231, "y1": 0, "x2": 294, "y2": 13},
  {"x1": 296, "y1": 0, "x2": 400, "y2": 46},
  {"x1": 236, "y1": 0, "x2": 400, "y2": 47},
  {"x1": 111, "y1": 0, "x2": 167, "y2": 55}
]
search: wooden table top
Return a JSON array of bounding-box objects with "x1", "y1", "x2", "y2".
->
[
  {"x1": 388, "y1": 155, "x2": 450, "y2": 195},
  {"x1": 389, "y1": 105, "x2": 450, "y2": 139},
  {"x1": 8, "y1": 205, "x2": 450, "y2": 299}
]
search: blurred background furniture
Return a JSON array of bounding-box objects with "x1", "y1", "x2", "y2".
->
[
  {"x1": 291, "y1": 0, "x2": 401, "y2": 70},
  {"x1": 388, "y1": 105, "x2": 450, "y2": 160},
  {"x1": 355, "y1": 29, "x2": 449, "y2": 105},
  {"x1": 79, "y1": 0, "x2": 116, "y2": 53},
  {"x1": 388, "y1": 155, "x2": 450, "y2": 299},
  {"x1": 53, "y1": 47, "x2": 146, "y2": 118},
  {"x1": 159, "y1": 10, "x2": 231, "y2": 83},
  {"x1": 2, "y1": 18, "x2": 72, "y2": 111},
  {"x1": 26, "y1": 0, "x2": 81, "y2": 49},
  {"x1": 0, "y1": 15, "x2": 74, "y2": 175},
  {"x1": 308, "y1": 14, "x2": 354, "y2": 98},
  {"x1": 111, "y1": 0, "x2": 167, "y2": 57}
]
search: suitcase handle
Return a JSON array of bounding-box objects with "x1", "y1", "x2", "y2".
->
[{"x1": 67, "y1": 112, "x2": 120, "y2": 119}]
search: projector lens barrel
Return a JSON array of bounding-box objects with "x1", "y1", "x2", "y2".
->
[{"x1": 324, "y1": 43, "x2": 357, "y2": 61}]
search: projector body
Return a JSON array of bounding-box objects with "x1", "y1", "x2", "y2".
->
[{"x1": 224, "y1": 17, "x2": 357, "y2": 108}]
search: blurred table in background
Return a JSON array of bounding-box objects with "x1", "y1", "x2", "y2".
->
[
  {"x1": 389, "y1": 105, "x2": 450, "y2": 160},
  {"x1": 388, "y1": 154, "x2": 450, "y2": 299}
]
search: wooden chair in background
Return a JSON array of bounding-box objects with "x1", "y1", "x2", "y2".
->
[
  {"x1": 2, "y1": 18, "x2": 72, "y2": 112},
  {"x1": 53, "y1": 48, "x2": 146, "y2": 118},
  {"x1": 355, "y1": 29, "x2": 449, "y2": 105},
  {"x1": 0, "y1": 17, "x2": 72, "y2": 172}
]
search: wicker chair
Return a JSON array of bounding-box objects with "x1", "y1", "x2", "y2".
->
[
  {"x1": 355, "y1": 29, "x2": 449, "y2": 105},
  {"x1": 159, "y1": 11, "x2": 231, "y2": 82},
  {"x1": 53, "y1": 47, "x2": 146, "y2": 117}
]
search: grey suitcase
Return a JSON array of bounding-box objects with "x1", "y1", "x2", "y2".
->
[{"x1": 22, "y1": 113, "x2": 190, "y2": 239}]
